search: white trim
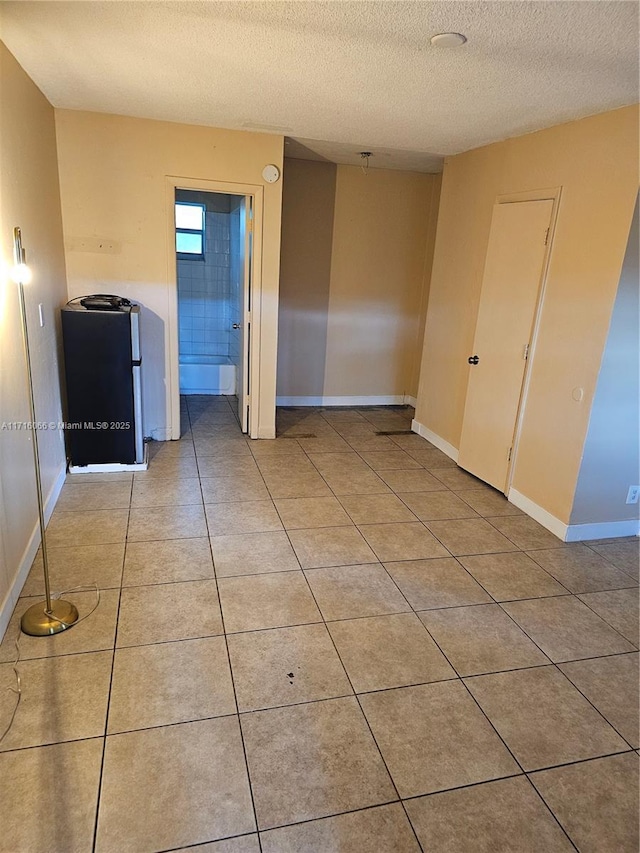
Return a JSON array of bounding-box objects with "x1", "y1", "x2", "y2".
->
[
  {"x1": 276, "y1": 395, "x2": 414, "y2": 407},
  {"x1": 256, "y1": 426, "x2": 277, "y2": 439},
  {"x1": 0, "y1": 464, "x2": 66, "y2": 642},
  {"x1": 507, "y1": 488, "x2": 567, "y2": 540},
  {"x1": 411, "y1": 418, "x2": 459, "y2": 462},
  {"x1": 565, "y1": 519, "x2": 640, "y2": 542},
  {"x1": 404, "y1": 395, "x2": 418, "y2": 408}
]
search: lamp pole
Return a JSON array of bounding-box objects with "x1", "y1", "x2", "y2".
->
[{"x1": 13, "y1": 227, "x2": 79, "y2": 636}]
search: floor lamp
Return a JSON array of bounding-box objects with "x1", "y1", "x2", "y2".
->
[{"x1": 12, "y1": 227, "x2": 79, "y2": 636}]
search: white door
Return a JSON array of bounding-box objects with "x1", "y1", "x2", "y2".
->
[
  {"x1": 231, "y1": 196, "x2": 252, "y2": 432},
  {"x1": 458, "y1": 200, "x2": 553, "y2": 492}
]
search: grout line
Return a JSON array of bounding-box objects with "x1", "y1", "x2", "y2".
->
[{"x1": 90, "y1": 473, "x2": 132, "y2": 852}]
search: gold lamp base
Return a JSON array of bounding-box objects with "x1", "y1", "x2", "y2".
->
[{"x1": 20, "y1": 599, "x2": 79, "y2": 636}]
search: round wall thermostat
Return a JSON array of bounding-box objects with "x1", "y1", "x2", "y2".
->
[{"x1": 262, "y1": 164, "x2": 281, "y2": 183}]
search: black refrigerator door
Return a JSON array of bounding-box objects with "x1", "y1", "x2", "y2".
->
[{"x1": 62, "y1": 307, "x2": 136, "y2": 465}]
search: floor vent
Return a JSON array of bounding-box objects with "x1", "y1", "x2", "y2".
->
[
  {"x1": 281, "y1": 433, "x2": 317, "y2": 439},
  {"x1": 376, "y1": 430, "x2": 413, "y2": 436}
]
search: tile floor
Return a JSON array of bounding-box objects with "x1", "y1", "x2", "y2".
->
[{"x1": 0, "y1": 396, "x2": 638, "y2": 853}]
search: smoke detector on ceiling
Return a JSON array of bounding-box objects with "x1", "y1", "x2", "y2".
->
[{"x1": 430, "y1": 32, "x2": 468, "y2": 48}]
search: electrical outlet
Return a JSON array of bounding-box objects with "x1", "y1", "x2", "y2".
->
[{"x1": 626, "y1": 486, "x2": 640, "y2": 505}]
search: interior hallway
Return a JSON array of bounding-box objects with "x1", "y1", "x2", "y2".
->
[{"x1": 0, "y1": 397, "x2": 638, "y2": 852}]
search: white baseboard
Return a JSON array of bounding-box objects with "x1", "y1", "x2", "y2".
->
[
  {"x1": 507, "y1": 489, "x2": 568, "y2": 540},
  {"x1": 276, "y1": 395, "x2": 415, "y2": 407},
  {"x1": 507, "y1": 489, "x2": 639, "y2": 542},
  {"x1": 411, "y1": 419, "x2": 460, "y2": 463},
  {"x1": 69, "y1": 444, "x2": 149, "y2": 473},
  {"x1": 0, "y1": 463, "x2": 66, "y2": 642},
  {"x1": 564, "y1": 519, "x2": 640, "y2": 542},
  {"x1": 404, "y1": 395, "x2": 418, "y2": 408}
]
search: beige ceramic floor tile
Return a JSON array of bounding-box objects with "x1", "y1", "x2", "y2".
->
[
  {"x1": 456, "y1": 488, "x2": 523, "y2": 517},
  {"x1": 96, "y1": 717, "x2": 255, "y2": 852},
  {"x1": 425, "y1": 518, "x2": 518, "y2": 557},
  {"x1": 502, "y1": 595, "x2": 636, "y2": 662},
  {"x1": 117, "y1": 579, "x2": 223, "y2": 646},
  {"x1": 66, "y1": 471, "x2": 132, "y2": 484},
  {"x1": 173, "y1": 838, "x2": 260, "y2": 853},
  {"x1": 205, "y1": 500, "x2": 283, "y2": 536},
  {"x1": 108, "y1": 636, "x2": 235, "y2": 733},
  {"x1": 131, "y1": 477, "x2": 202, "y2": 507},
  {"x1": 211, "y1": 531, "x2": 300, "y2": 577},
  {"x1": 200, "y1": 474, "x2": 270, "y2": 503},
  {"x1": 405, "y1": 776, "x2": 573, "y2": 853},
  {"x1": 296, "y1": 435, "x2": 353, "y2": 453},
  {"x1": 378, "y1": 469, "x2": 448, "y2": 493},
  {"x1": 578, "y1": 588, "x2": 639, "y2": 645},
  {"x1": 197, "y1": 455, "x2": 259, "y2": 478},
  {"x1": 359, "y1": 522, "x2": 450, "y2": 562},
  {"x1": 458, "y1": 552, "x2": 567, "y2": 601},
  {"x1": 0, "y1": 738, "x2": 103, "y2": 853},
  {"x1": 261, "y1": 470, "x2": 332, "y2": 499},
  {"x1": 338, "y1": 493, "x2": 417, "y2": 524},
  {"x1": 488, "y1": 515, "x2": 564, "y2": 550},
  {"x1": 0, "y1": 589, "x2": 119, "y2": 663},
  {"x1": 218, "y1": 572, "x2": 321, "y2": 633},
  {"x1": 430, "y1": 467, "x2": 489, "y2": 491},
  {"x1": 135, "y1": 454, "x2": 200, "y2": 478},
  {"x1": 274, "y1": 496, "x2": 352, "y2": 529},
  {"x1": 305, "y1": 564, "x2": 411, "y2": 620},
  {"x1": 0, "y1": 651, "x2": 112, "y2": 751},
  {"x1": 56, "y1": 480, "x2": 131, "y2": 512},
  {"x1": 328, "y1": 613, "x2": 455, "y2": 692},
  {"x1": 360, "y1": 681, "x2": 518, "y2": 797},
  {"x1": 419, "y1": 604, "x2": 549, "y2": 676},
  {"x1": 346, "y1": 434, "x2": 396, "y2": 451},
  {"x1": 320, "y1": 468, "x2": 392, "y2": 496},
  {"x1": 194, "y1": 437, "x2": 251, "y2": 458},
  {"x1": 288, "y1": 526, "x2": 377, "y2": 569},
  {"x1": 403, "y1": 446, "x2": 457, "y2": 469},
  {"x1": 147, "y1": 438, "x2": 195, "y2": 458},
  {"x1": 559, "y1": 653, "x2": 639, "y2": 747},
  {"x1": 172, "y1": 838, "x2": 260, "y2": 853},
  {"x1": 530, "y1": 753, "x2": 639, "y2": 853},
  {"x1": 241, "y1": 696, "x2": 396, "y2": 829},
  {"x1": 227, "y1": 623, "x2": 352, "y2": 711},
  {"x1": 465, "y1": 666, "x2": 628, "y2": 770},
  {"x1": 358, "y1": 450, "x2": 422, "y2": 471},
  {"x1": 527, "y1": 544, "x2": 637, "y2": 593},
  {"x1": 397, "y1": 490, "x2": 479, "y2": 521},
  {"x1": 388, "y1": 433, "x2": 437, "y2": 453},
  {"x1": 128, "y1": 504, "x2": 208, "y2": 541},
  {"x1": 589, "y1": 540, "x2": 639, "y2": 580},
  {"x1": 123, "y1": 537, "x2": 214, "y2": 585},
  {"x1": 384, "y1": 558, "x2": 492, "y2": 610},
  {"x1": 22, "y1": 543, "x2": 125, "y2": 596},
  {"x1": 46, "y1": 508, "x2": 129, "y2": 547},
  {"x1": 261, "y1": 803, "x2": 420, "y2": 853}
]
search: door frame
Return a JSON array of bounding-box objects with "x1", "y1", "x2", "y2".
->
[
  {"x1": 165, "y1": 176, "x2": 264, "y2": 440},
  {"x1": 494, "y1": 187, "x2": 563, "y2": 494}
]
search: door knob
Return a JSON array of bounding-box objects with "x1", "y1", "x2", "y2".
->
[
  {"x1": 468, "y1": 355, "x2": 479, "y2": 365},
  {"x1": 232, "y1": 323, "x2": 241, "y2": 329}
]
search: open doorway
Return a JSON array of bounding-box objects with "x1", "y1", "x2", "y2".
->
[{"x1": 174, "y1": 188, "x2": 252, "y2": 432}]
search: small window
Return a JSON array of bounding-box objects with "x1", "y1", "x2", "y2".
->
[{"x1": 176, "y1": 202, "x2": 205, "y2": 258}]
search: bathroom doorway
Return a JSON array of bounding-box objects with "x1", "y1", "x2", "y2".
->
[{"x1": 175, "y1": 189, "x2": 252, "y2": 432}]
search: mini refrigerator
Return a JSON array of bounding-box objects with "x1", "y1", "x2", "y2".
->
[{"x1": 61, "y1": 295, "x2": 144, "y2": 467}]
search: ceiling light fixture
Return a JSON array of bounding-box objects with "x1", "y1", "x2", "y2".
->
[
  {"x1": 360, "y1": 152, "x2": 372, "y2": 174},
  {"x1": 430, "y1": 32, "x2": 467, "y2": 48}
]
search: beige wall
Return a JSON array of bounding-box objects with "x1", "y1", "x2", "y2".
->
[
  {"x1": 54, "y1": 110, "x2": 284, "y2": 439},
  {"x1": 278, "y1": 161, "x2": 440, "y2": 402},
  {"x1": 0, "y1": 42, "x2": 68, "y2": 634},
  {"x1": 277, "y1": 158, "x2": 337, "y2": 397},
  {"x1": 416, "y1": 105, "x2": 639, "y2": 524}
]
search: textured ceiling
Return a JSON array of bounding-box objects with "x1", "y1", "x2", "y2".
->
[{"x1": 1, "y1": 1, "x2": 637, "y2": 172}]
